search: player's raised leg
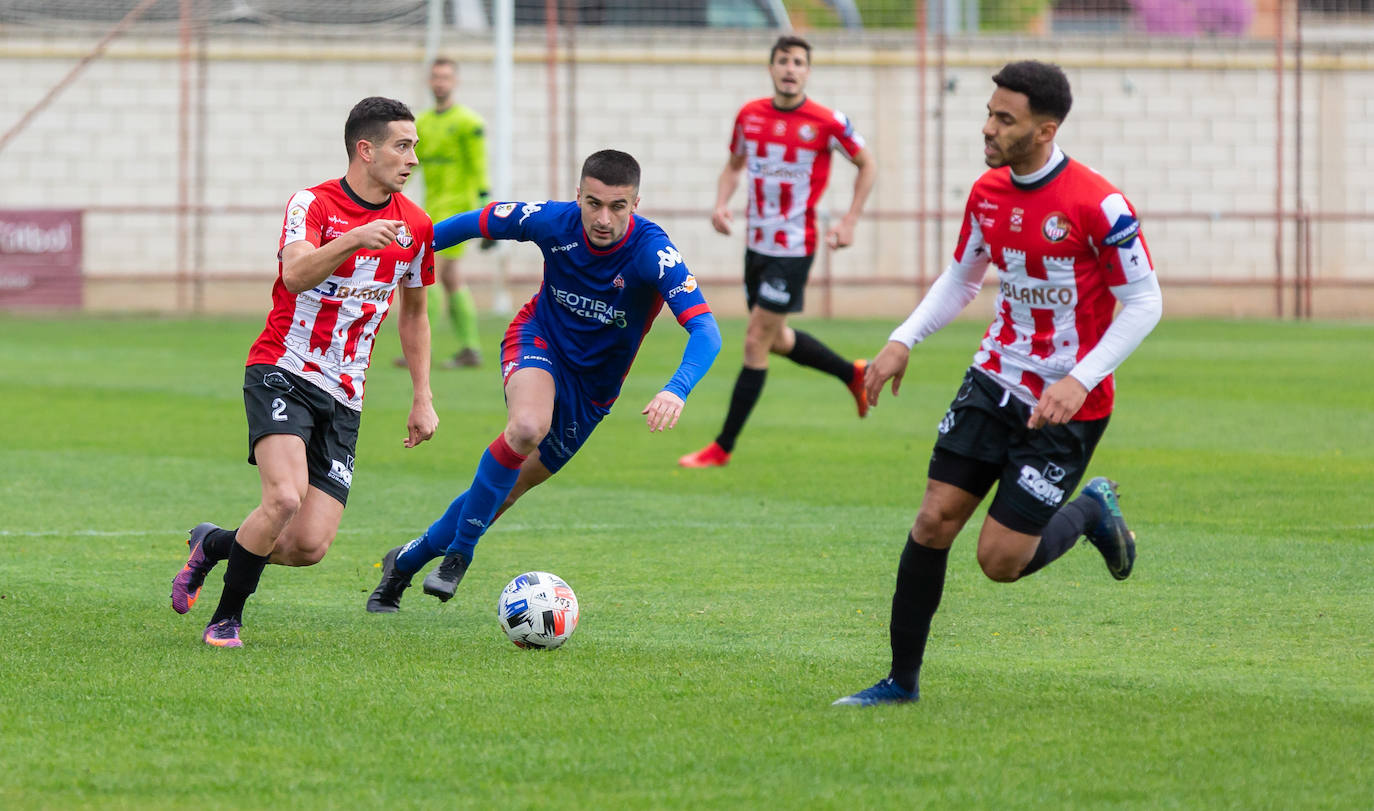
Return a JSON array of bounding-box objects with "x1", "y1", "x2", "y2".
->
[
  {"x1": 171, "y1": 522, "x2": 231, "y2": 614},
  {"x1": 422, "y1": 366, "x2": 552, "y2": 601},
  {"x1": 780, "y1": 327, "x2": 869, "y2": 419},
  {"x1": 1075, "y1": 477, "x2": 1136, "y2": 579}
]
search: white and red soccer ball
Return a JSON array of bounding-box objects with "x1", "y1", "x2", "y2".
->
[{"x1": 496, "y1": 571, "x2": 579, "y2": 650}]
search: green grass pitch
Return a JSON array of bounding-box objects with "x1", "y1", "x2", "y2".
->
[{"x1": 1, "y1": 313, "x2": 1371, "y2": 809}]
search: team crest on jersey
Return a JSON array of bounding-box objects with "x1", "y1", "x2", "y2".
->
[
  {"x1": 1041, "y1": 212, "x2": 1070, "y2": 243},
  {"x1": 612, "y1": 273, "x2": 625, "y2": 289},
  {"x1": 798, "y1": 124, "x2": 817, "y2": 142},
  {"x1": 493, "y1": 202, "x2": 517, "y2": 218},
  {"x1": 395, "y1": 224, "x2": 413, "y2": 248}
]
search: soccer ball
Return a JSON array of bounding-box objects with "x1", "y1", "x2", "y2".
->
[{"x1": 496, "y1": 571, "x2": 579, "y2": 650}]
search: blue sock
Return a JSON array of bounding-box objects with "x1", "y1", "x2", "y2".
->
[
  {"x1": 394, "y1": 491, "x2": 468, "y2": 574},
  {"x1": 446, "y1": 435, "x2": 527, "y2": 559}
]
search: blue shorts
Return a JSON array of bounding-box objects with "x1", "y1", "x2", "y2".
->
[{"x1": 499, "y1": 315, "x2": 610, "y2": 474}]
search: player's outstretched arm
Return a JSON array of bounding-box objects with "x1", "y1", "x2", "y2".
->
[{"x1": 432, "y1": 207, "x2": 487, "y2": 252}]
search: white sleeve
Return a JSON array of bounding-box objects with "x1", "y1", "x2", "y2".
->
[
  {"x1": 888, "y1": 211, "x2": 991, "y2": 348},
  {"x1": 887, "y1": 262, "x2": 985, "y2": 348},
  {"x1": 1067, "y1": 274, "x2": 1163, "y2": 390}
]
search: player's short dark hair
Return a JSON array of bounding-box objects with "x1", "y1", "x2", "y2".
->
[
  {"x1": 992, "y1": 60, "x2": 1073, "y2": 122},
  {"x1": 770, "y1": 35, "x2": 811, "y2": 64},
  {"x1": 580, "y1": 149, "x2": 641, "y2": 191},
  {"x1": 344, "y1": 96, "x2": 414, "y2": 160},
  {"x1": 431, "y1": 56, "x2": 456, "y2": 71}
]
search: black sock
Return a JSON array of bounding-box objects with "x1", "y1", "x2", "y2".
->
[
  {"x1": 1018, "y1": 495, "x2": 1103, "y2": 578},
  {"x1": 203, "y1": 527, "x2": 238, "y2": 563},
  {"x1": 715, "y1": 366, "x2": 767, "y2": 453},
  {"x1": 211, "y1": 541, "x2": 271, "y2": 624},
  {"x1": 888, "y1": 534, "x2": 949, "y2": 693},
  {"x1": 787, "y1": 330, "x2": 854, "y2": 382}
]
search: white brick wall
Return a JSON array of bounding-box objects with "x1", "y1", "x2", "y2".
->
[{"x1": 1, "y1": 31, "x2": 1370, "y2": 316}]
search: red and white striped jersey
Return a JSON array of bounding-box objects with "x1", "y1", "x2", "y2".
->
[
  {"x1": 729, "y1": 97, "x2": 866, "y2": 257},
  {"x1": 955, "y1": 157, "x2": 1155, "y2": 420},
  {"x1": 246, "y1": 178, "x2": 435, "y2": 410}
]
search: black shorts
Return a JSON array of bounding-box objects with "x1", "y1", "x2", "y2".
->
[
  {"x1": 927, "y1": 368, "x2": 1108, "y2": 534},
  {"x1": 743, "y1": 249, "x2": 813, "y2": 313},
  {"x1": 243, "y1": 364, "x2": 361, "y2": 506}
]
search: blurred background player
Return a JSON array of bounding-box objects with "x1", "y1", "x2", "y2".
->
[
  {"x1": 393, "y1": 56, "x2": 490, "y2": 369},
  {"x1": 169, "y1": 97, "x2": 439, "y2": 648},
  {"x1": 833, "y1": 61, "x2": 1163, "y2": 706},
  {"x1": 679, "y1": 34, "x2": 877, "y2": 469},
  {"x1": 367, "y1": 150, "x2": 721, "y2": 612}
]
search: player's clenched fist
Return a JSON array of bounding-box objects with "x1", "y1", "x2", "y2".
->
[{"x1": 353, "y1": 219, "x2": 406, "y2": 250}]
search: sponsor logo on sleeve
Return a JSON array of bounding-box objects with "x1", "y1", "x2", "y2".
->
[
  {"x1": 286, "y1": 206, "x2": 306, "y2": 231},
  {"x1": 493, "y1": 202, "x2": 517, "y2": 218},
  {"x1": 1102, "y1": 213, "x2": 1141, "y2": 248},
  {"x1": 666, "y1": 273, "x2": 698, "y2": 300}
]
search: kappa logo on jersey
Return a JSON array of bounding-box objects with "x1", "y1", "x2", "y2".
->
[
  {"x1": 938, "y1": 410, "x2": 955, "y2": 434},
  {"x1": 656, "y1": 245, "x2": 683, "y2": 279},
  {"x1": 493, "y1": 202, "x2": 517, "y2": 218},
  {"x1": 1017, "y1": 464, "x2": 1065, "y2": 506},
  {"x1": 773, "y1": 121, "x2": 787, "y2": 136},
  {"x1": 395, "y1": 224, "x2": 413, "y2": 249},
  {"x1": 552, "y1": 241, "x2": 579, "y2": 253},
  {"x1": 1102, "y1": 213, "x2": 1141, "y2": 248},
  {"x1": 518, "y1": 202, "x2": 543, "y2": 225},
  {"x1": 1041, "y1": 213, "x2": 1071, "y2": 243},
  {"x1": 1010, "y1": 207, "x2": 1025, "y2": 232}
]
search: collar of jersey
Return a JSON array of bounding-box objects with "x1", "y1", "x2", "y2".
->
[
  {"x1": 771, "y1": 96, "x2": 808, "y2": 113},
  {"x1": 339, "y1": 177, "x2": 390, "y2": 211},
  {"x1": 1009, "y1": 145, "x2": 1068, "y2": 192},
  {"x1": 584, "y1": 215, "x2": 635, "y2": 256}
]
